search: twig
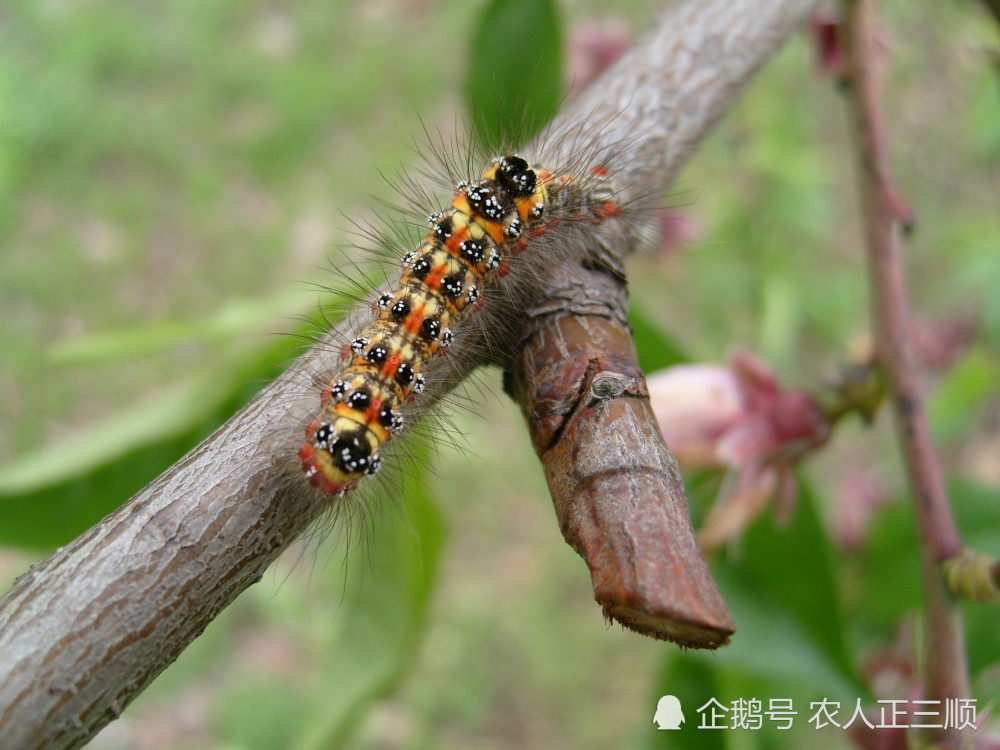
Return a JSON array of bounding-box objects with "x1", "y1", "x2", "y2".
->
[
  {"x1": 840, "y1": 1, "x2": 972, "y2": 747},
  {"x1": 0, "y1": 0, "x2": 819, "y2": 747},
  {"x1": 510, "y1": 307, "x2": 735, "y2": 648}
]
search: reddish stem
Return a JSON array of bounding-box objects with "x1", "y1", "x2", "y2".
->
[
  {"x1": 840, "y1": 1, "x2": 971, "y2": 747},
  {"x1": 841, "y1": 1, "x2": 961, "y2": 560}
]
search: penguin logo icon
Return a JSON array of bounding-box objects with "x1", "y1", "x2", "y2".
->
[{"x1": 653, "y1": 695, "x2": 685, "y2": 730}]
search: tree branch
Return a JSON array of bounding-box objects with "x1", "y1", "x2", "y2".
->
[
  {"x1": 840, "y1": 2, "x2": 972, "y2": 747},
  {"x1": 510, "y1": 309, "x2": 735, "y2": 647},
  {"x1": 0, "y1": 0, "x2": 819, "y2": 747},
  {"x1": 501, "y1": 0, "x2": 821, "y2": 649}
]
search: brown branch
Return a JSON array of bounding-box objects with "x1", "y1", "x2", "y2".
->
[
  {"x1": 840, "y1": 2, "x2": 972, "y2": 747},
  {"x1": 0, "y1": 0, "x2": 820, "y2": 747},
  {"x1": 510, "y1": 310, "x2": 735, "y2": 647},
  {"x1": 500, "y1": 0, "x2": 822, "y2": 648}
]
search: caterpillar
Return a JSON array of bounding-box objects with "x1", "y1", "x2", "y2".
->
[{"x1": 298, "y1": 153, "x2": 620, "y2": 495}]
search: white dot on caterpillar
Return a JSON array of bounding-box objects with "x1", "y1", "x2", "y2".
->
[
  {"x1": 366, "y1": 345, "x2": 390, "y2": 365},
  {"x1": 401, "y1": 249, "x2": 417, "y2": 267},
  {"x1": 413, "y1": 373, "x2": 425, "y2": 394},
  {"x1": 316, "y1": 424, "x2": 337, "y2": 448},
  {"x1": 484, "y1": 196, "x2": 504, "y2": 221},
  {"x1": 367, "y1": 454, "x2": 382, "y2": 476},
  {"x1": 350, "y1": 337, "x2": 369, "y2": 353},
  {"x1": 426, "y1": 211, "x2": 444, "y2": 227},
  {"x1": 466, "y1": 286, "x2": 479, "y2": 305},
  {"x1": 377, "y1": 293, "x2": 393, "y2": 311},
  {"x1": 328, "y1": 380, "x2": 349, "y2": 401},
  {"x1": 412, "y1": 257, "x2": 432, "y2": 277},
  {"x1": 459, "y1": 238, "x2": 486, "y2": 265},
  {"x1": 337, "y1": 445, "x2": 361, "y2": 471},
  {"x1": 440, "y1": 328, "x2": 453, "y2": 348},
  {"x1": 433, "y1": 218, "x2": 452, "y2": 242},
  {"x1": 505, "y1": 218, "x2": 523, "y2": 238},
  {"x1": 467, "y1": 185, "x2": 505, "y2": 221}
]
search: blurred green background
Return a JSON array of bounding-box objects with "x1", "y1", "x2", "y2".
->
[{"x1": 1, "y1": 0, "x2": 999, "y2": 748}]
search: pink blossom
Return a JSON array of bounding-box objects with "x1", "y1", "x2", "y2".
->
[
  {"x1": 648, "y1": 349, "x2": 830, "y2": 551},
  {"x1": 648, "y1": 363, "x2": 743, "y2": 469}
]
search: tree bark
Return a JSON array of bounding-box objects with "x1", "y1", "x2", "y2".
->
[
  {"x1": 511, "y1": 311, "x2": 735, "y2": 647},
  {"x1": 0, "y1": 0, "x2": 819, "y2": 747}
]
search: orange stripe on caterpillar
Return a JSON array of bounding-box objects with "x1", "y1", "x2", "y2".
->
[{"x1": 300, "y1": 154, "x2": 617, "y2": 495}]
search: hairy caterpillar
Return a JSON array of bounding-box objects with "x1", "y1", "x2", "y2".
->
[{"x1": 299, "y1": 153, "x2": 620, "y2": 495}]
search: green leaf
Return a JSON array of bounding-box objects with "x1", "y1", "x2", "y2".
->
[
  {"x1": 950, "y1": 477, "x2": 1000, "y2": 554},
  {"x1": 693, "y1": 563, "x2": 860, "y2": 700},
  {"x1": 0, "y1": 336, "x2": 300, "y2": 548},
  {"x1": 292, "y1": 450, "x2": 445, "y2": 750},
  {"x1": 630, "y1": 304, "x2": 689, "y2": 373},
  {"x1": 737, "y1": 481, "x2": 861, "y2": 690},
  {"x1": 855, "y1": 499, "x2": 923, "y2": 630},
  {"x1": 927, "y1": 347, "x2": 1000, "y2": 446},
  {"x1": 856, "y1": 475, "x2": 1000, "y2": 638},
  {"x1": 464, "y1": 0, "x2": 562, "y2": 148},
  {"x1": 0, "y1": 373, "x2": 231, "y2": 496},
  {"x1": 858, "y1": 478, "x2": 1000, "y2": 682},
  {"x1": 0, "y1": 343, "x2": 267, "y2": 496},
  {"x1": 48, "y1": 290, "x2": 308, "y2": 365},
  {"x1": 646, "y1": 655, "x2": 725, "y2": 750},
  {"x1": 642, "y1": 562, "x2": 860, "y2": 750},
  {"x1": 0, "y1": 430, "x2": 207, "y2": 549}
]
